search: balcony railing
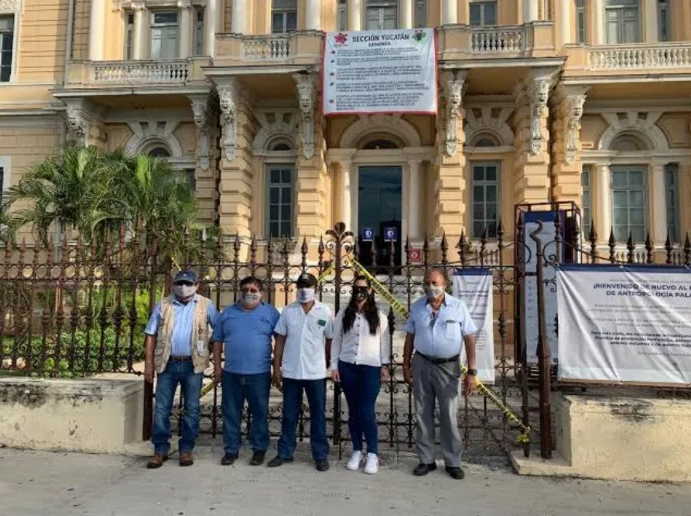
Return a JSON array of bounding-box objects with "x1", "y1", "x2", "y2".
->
[
  {"x1": 242, "y1": 36, "x2": 291, "y2": 61},
  {"x1": 91, "y1": 60, "x2": 190, "y2": 84},
  {"x1": 588, "y1": 43, "x2": 691, "y2": 70},
  {"x1": 470, "y1": 26, "x2": 526, "y2": 53}
]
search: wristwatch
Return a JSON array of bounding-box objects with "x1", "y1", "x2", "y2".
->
[{"x1": 466, "y1": 368, "x2": 478, "y2": 376}]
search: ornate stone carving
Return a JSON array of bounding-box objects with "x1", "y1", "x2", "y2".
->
[
  {"x1": 293, "y1": 73, "x2": 316, "y2": 160},
  {"x1": 443, "y1": 71, "x2": 465, "y2": 158},
  {"x1": 177, "y1": 0, "x2": 193, "y2": 9},
  {"x1": 218, "y1": 84, "x2": 239, "y2": 162},
  {"x1": 565, "y1": 94, "x2": 586, "y2": 164},
  {"x1": 530, "y1": 79, "x2": 550, "y2": 155},
  {"x1": 65, "y1": 105, "x2": 88, "y2": 145},
  {"x1": 0, "y1": 0, "x2": 19, "y2": 13},
  {"x1": 190, "y1": 97, "x2": 211, "y2": 171}
]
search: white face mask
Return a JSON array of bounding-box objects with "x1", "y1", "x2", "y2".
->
[
  {"x1": 242, "y1": 292, "x2": 261, "y2": 307},
  {"x1": 297, "y1": 288, "x2": 315, "y2": 304},
  {"x1": 425, "y1": 285, "x2": 445, "y2": 301},
  {"x1": 173, "y1": 284, "x2": 197, "y2": 299}
]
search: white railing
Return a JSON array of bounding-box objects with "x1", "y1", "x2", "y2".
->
[
  {"x1": 588, "y1": 44, "x2": 691, "y2": 70},
  {"x1": 91, "y1": 60, "x2": 189, "y2": 84},
  {"x1": 470, "y1": 26, "x2": 525, "y2": 53},
  {"x1": 242, "y1": 36, "x2": 292, "y2": 61}
]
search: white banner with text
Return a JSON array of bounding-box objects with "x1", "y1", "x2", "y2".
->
[
  {"x1": 557, "y1": 264, "x2": 691, "y2": 385},
  {"x1": 452, "y1": 268, "x2": 495, "y2": 383},
  {"x1": 322, "y1": 28, "x2": 437, "y2": 115}
]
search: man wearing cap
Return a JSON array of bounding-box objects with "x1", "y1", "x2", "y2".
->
[
  {"x1": 144, "y1": 269, "x2": 219, "y2": 469},
  {"x1": 268, "y1": 273, "x2": 334, "y2": 472}
]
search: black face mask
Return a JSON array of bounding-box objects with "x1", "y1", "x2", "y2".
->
[{"x1": 353, "y1": 287, "x2": 369, "y2": 302}]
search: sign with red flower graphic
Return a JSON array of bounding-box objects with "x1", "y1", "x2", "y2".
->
[{"x1": 322, "y1": 28, "x2": 436, "y2": 116}]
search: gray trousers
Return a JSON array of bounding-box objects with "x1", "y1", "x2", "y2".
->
[{"x1": 412, "y1": 353, "x2": 463, "y2": 467}]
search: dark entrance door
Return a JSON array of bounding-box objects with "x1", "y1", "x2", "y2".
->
[{"x1": 357, "y1": 166, "x2": 403, "y2": 268}]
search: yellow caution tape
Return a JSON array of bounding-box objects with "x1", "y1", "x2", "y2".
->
[{"x1": 346, "y1": 257, "x2": 531, "y2": 445}]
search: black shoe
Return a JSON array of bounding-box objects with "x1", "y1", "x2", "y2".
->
[
  {"x1": 250, "y1": 451, "x2": 266, "y2": 466},
  {"x1": 413, "y1": 463, "x2": 437, "y2": 476},
  {"x1": 315, "y1": 459, "x2": 330, "y2": 472},
  {"x1": 221, "y1": 453, "x2": 238, "y2": 466},
  {"x1": 445, "y1": 466, "x2": 465, "y2": 480},
  {"x1": 267, "y1": 455, "x2": 294, "y2": 468}
]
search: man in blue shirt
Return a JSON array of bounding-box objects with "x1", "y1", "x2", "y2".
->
[
  {"x1": 212, "y1": 276, "x2": 280, "y2": 466},
  {"x1": 144, "y1": 269, "x2": 219, "y2": 469},
  {"x1": 403, "y1": 268, "x2": 477, "y2": 480}
]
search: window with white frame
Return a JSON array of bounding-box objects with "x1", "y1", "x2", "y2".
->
[
  {"x1": 658, "y1": 0, "x2": 670, "y2": 42},
  {"x1": 469, "y1": 1, "x2": 497, "y2": 27},
  {"x1": 272, "y1": 0, "x2": 298, "y2": 34},
  {"x1": 415, "y1": 0, "x2": 427, "y2": 27},
  {"x1": 611, "y1": 166, "x2": 646, "y2": 243},
  {"x1": 125, "y1": 12, "x2": 135, "y2": 60},
  {"x1": 150, "y1": 12, "x2": 179, "y2": 59},
  {"x1": 267, "y1": 166, "x2": 295, "y2": 238},
  {"x1": 576, "y1": 0, "x2": 586, "y2": 43},
  {"x1": 665, "y1": 163, "x2": 680, "y2": 243},
  {"x1": 471, "y1": 162, "x2": 500, "y2": 239},
  {"x1": 581, "y1": 166, "x2": 592, "y2": 237},
  {"x1": 337, "y1": 0, "x2": 347, "y2": 30},
  {"x1": 0, "y1": 15, "x2": 14, "y2": 82},
  {"x1": 605, "y1": 0, "x2": 640, "y2": 44},
  {"x1": 194, "y1": 8, "x2": 204, "y2": 56},
  {"x1": 366, "y1": 0, "x2": 398, "y2": 30}
]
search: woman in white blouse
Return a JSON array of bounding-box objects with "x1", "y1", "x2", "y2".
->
[{"x1": 331, "y1": 275, "x2": 391, "y2": 474}]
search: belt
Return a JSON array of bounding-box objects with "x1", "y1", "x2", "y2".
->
[
  {"x1": 169, "y1": 356, "x2": 192, "y2": 362},
  {"x1": 416, "y1": 351, "x2": 459, "y2": 365}
]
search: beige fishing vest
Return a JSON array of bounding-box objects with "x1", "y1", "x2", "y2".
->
[{"x1": 154, "y1": 295, "x2": 212, "y2": 374}]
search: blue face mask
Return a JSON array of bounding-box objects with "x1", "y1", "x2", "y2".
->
[
  {"x1": 242, "y1": 292, "x2": 261, "y2": 306},
  {"x1": 425, "y1": 285, "x2": 445, "y2": 301}
]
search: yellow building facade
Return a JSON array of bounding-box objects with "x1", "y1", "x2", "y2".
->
[{"x1": 1, "y1": 0, "x2": 691, "y2": 263}]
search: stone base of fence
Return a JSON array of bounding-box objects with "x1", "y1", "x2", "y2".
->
[
  {"x1": 510, "y1": 392, "x2": 691, "y2": 483},
  {"x1": 0, "y1": 378, "x2": 146, "y2": 455}
]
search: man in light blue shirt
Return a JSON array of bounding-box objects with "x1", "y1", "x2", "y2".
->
[
  {"x1": 212, "y1": 276, "x2": 280, "y2": 467},
  {"x1": 403, "y1": 268, "x2": 477, "y2": 480},
  {"x1": 144, "y1": 269, "x2": 219, "y2": 469}
]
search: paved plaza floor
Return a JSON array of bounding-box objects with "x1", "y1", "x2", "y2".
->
[{"x1": 1, "y1": 445, "x2": 690, "y2": 516}]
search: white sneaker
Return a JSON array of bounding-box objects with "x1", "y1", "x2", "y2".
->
[
  {"x1": 364, "y1": 453, "x2": 379, "y2": 474},
  {"x1": 347, "y1": 451, "x2": 363, "y2": 471}
]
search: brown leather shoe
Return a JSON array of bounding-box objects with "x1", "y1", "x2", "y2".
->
[
  {"x1": 179, "y1": 452, "x2": 194, "y2": 467},
  {"x1": 146, "y1": 454, "x2": 168, "y2": 469}
]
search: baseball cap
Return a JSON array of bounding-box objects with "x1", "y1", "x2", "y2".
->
[
  {"x1": 296, "y1": 273, "x2": 317, "y2": 288},
  {"x1": 174, "y1": 269, "x2": 198, "y2": 284}
]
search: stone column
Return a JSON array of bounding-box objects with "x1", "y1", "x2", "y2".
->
[
  {"x1": 441, "y1": 0, "x2": 457, "y2": 25},
  {"x1": 559, "y1": 0, "x2": 571, "y2": 46},
  {"x1": 524, "y1": 0, "x2": 538, "y2": 22},
  {"x1": 593, "y1": 0, "x2": 605, "y2": 45},
  {"x1": 645, "y1": 0, "x2": 659, "y2": 43},
  {"x1": 408, "y1": 159, "x2": 421, "y2": 239},
  {"x1": 551, "y1": 85, "x2": 589, "y2": 204},
  {"x1": 400, "y1": 0, "x2": 414, "y2": 29},
  {"x1": 232, "y1": 0, "x2": 246, "y2": 33},
  {"x1": 179, "y1": 1, "x2": 193, "y2": 59},
  {"x1": 306, "y1": 0, "x2": 321, "y2": 30},
  {"x1": 348, "y1": 0, "x2": 362, "y2": 31},
  {"x1": 205, "y1": 0, "x2": 219, "y2": 57},
  {"x1": 190, "y1": 94, "x2": 216, "y2": 223},
  {"x1": 512, "y1": 71, "x2": 554, "y2": 205},
  {"x1": 651, "y1": 162, "x2": 668, "y2": 245},
  {"x1": 133, "y1": 3, "x2": 147, "y2": 60},
  {"x1": 341, "y1": 161, "x2": 353, "y2": 231},
  {"x1": 88, "y1": 0, "x2": 105, "y2": 60},
  {"x1": 596, "y1": 164, "x2": 611, "y2": 244},
  {"x1": 434, "y1": 70, "x2": 466, "y2": 242}
]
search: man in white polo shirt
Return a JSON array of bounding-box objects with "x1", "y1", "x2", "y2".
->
[{"x1": 268, "y1": 273, "x2": 333, "y2": 472}]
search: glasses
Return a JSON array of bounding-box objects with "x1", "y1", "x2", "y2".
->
[{"x1": 175, "y1": 281, "x2": 194, "y2": 287}]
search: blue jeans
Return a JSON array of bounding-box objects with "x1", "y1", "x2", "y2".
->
[
  {"x1": 338, "y1": 360, "x2": 382, "y2": 455},
  {"x1": 152, "y1": 360, "x2": 203, "y2": 456},
  {"x1": 277, "y1": 378, "x2": 329, "y2": 461},
  {"x1": 221, "y1": 371, "x2": 271, "y2": 454}
]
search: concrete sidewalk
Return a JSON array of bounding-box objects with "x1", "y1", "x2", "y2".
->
[{"x1": 1, "y1": 445, "x2": 690, "y2": 516}]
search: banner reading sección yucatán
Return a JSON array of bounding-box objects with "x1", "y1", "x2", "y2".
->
[
  {"x1": 452, "y1": 268, "x2": 495, "y2": 383},
  {"x1": 557, "y1": 264, "x2": 691, "y2": 385},
  {"x1": 322, "y1": 28, "x2": 437, "y2": 115}
]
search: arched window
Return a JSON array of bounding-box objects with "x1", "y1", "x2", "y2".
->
[
  {"x1": 470, "y1": 132, "x2": 500, "y2": 147},
  {"x1": 272, "y1": 142, "x2": 292, "y2": 151},
  {"x1": 148, "y1": 147, "x2": 171, "y2": 158},
  {"x1": 610, "y1": 133, "x2": 649, "y2": 152},
  {"x1": 362, "y1": 139, "x2": 400, "y2": 150}
]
